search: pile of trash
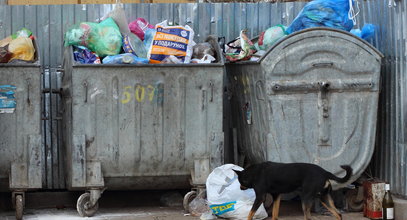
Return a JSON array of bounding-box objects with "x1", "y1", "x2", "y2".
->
[
  {"x1": 65, "y1": 5, "x2": 217, "y2": 65},
  {"x1": 225, "y1": 0, "x2": 376, "y2": 62},
  {"x1": 0, "y1": 28, "x2": 36, "y2": 64},
  {"x1": 187, "y1": 164, "x2": 268, "y2": 220}
]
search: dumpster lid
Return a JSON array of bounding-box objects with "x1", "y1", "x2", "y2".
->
[{"x1": 227, "y1": 27, "x2": 384, "y2": 65}]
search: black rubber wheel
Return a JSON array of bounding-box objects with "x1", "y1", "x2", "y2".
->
[
  {"x1": 76, "y1": 192, "x2": 99, "y2": 217},
  {"x1": 15, "y1": 194, "x2": 23, "y2": 220},
  {"x1": 183, "y1": 191, "x2": 197, "y2": 213},
  {"x1": 346, "y1": 188, "x2": 364, "y2": 212}
]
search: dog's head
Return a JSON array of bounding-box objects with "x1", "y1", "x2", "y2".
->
[{"x1": 233, "y1": 169, "x2": 252, "y2": 190}]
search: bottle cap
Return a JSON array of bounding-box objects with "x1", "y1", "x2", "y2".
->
[{"x1": 385, "y1": 183, "x2": 390, "y2": 191}]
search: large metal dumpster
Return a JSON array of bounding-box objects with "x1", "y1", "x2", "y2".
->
[
  {"x1": 62, "y1": 38, "x2": 225, "y2": 217},
  {"x1": 0, "y1": 41, "x2": 42, "y2": 220},
  {"x1": 227, "y1": 28, "x2": 383, "y2": 188}
]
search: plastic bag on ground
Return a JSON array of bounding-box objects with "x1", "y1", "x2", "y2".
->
[
  {"x1": 286, "y1": 0, "x2": 355, "y2": 34},
  {"x1": 206, "y1": 164, "x2": 268, "y2": 219},
  {"x1": 8, "y1": 37, "x2": 35, "y2": 62},
  {"x1": 102, "y1": 53, "x2": 149, "y2": 64},
  {"x1": 189, "y1": 196, "x2": 210, "y2": 217},
  {"x1": 148, "y1": 20, "x2": 195, "y2": 64},
  {"x1": 64, "y1": 17, "x2": 122, "y2": 57},
  {"x1": 225, "y1": 30, "x2": 255, "y2": 62},
  {"x1": 257, "y1": 25, "x2": 287, "y2": 51},
  {"x1": 73, "y1": 46, "x2": 101, "y2": 64},
  {"x1": 129, "y1": 18, "x2": 155, "y2": 41}
]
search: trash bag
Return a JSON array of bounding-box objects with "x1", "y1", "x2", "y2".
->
[
  {"x1": 257, "y1": 25, "x2": 287, "y2": 51},
  {"x1": 129, "y1": 18, "x2": 155, "y2": 41},
  {"x1": 148, "y1": 20, "x2": 195, "y2": 64},
  {"x1": 123, "y1": 33, "x2": 148, "y2": 58},
  {"x1": 143, "y1": 28, "x2": 156, "y2": 50},
  {"x1": 225, "y1": 30, "x2": 255, "y2": 62},
  {"x1": 206, "y1": 164, "x2": 268, "y2": 219},
  {"x1": 0, "y1": 46, "x2": 12, "y2": 63},
  {"x1": 11, "y1": 28, "x2": 32, "y2": 39},
  {"x1": 102, "y1": 53, "x2": 149, "y2": 64},
  {"x1": 101, "y1": 4, "x2": 130, "y2": 35},
  {"x1": 8, "y1": 37, "x2": 35, "y2": 62},
  {"x1": 73, "y1": 46, "x2": 101, "y2": 64},
  {"x1": 286, "y1": 0, "x2": 355, "y2": 34},
  {"x1": 65, "y1": 17, "x2": 122, "y2": 57},
  {"x1": 351, "y1": 23, "x2": 376, "y2": 41}
]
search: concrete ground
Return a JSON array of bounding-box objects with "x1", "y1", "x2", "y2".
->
[{"x1": 0, "y1": 190, "x2": 369, "y2": 220}]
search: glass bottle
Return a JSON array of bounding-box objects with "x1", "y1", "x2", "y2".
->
[{"x1": 382, "y1": 183, "x2": 394, "y2": 220}]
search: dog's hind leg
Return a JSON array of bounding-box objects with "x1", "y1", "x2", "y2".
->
[
  {"x1": 271, "y1": 194, "x2": 281, "y2": 220},
  {"x1": 247, "y1": 193, "x2": 266, "y2": 220},
  {"x1": 321, "y1": 194, "x2": 342, "y2": 220},
  {"x1": 301, "y1": 199, "x2": 313, "y2": 220}
]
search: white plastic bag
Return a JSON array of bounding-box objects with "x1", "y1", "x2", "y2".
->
[{"x1": 206, "y1": 164, "x2": 268, "y2": 219}]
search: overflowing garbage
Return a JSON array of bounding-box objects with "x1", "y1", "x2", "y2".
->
[
  {"x1": 225, "y1": 0, "x2": 376, "y2": 63},
  {"x1": 0, "y1": 28, "x2": 36, "y2": 64},
  {"x1": 64, "y1": 5, "x2": 217, "y2": 65}
]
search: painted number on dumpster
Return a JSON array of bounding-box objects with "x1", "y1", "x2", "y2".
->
[{"x1": 121, "y1": 84, "x2": 163, "y2": 104}]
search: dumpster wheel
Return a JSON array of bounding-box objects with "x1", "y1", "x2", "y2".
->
[
  {"x1": 345, "y1": 187, "x2": 364, "y2": 212},
  {"x1": 15, "y1": 194, "x2": 23, "y2": 220},
  {"x1": 77, "y1": 192, "x2": 99, "y2": 217},
  {"x1": 183, "y1": 191, "x2": 197, "y2": 213}
]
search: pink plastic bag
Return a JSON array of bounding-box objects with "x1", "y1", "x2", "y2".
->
[{"x1": 128, "y1": 18, "x2": 154, "y2": 41}]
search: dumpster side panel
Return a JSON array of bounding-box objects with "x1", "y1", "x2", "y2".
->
[
  {"x1": 64, "y1": 65, "x2": 223, "y2": 190},
  {"x1": 228, "y1": 64, "x2": 269, "y2": 165},
  {"x1": 0, "y1": 66, "x2": 42, "y2": 190}
]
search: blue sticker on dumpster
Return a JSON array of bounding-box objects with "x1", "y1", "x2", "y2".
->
[
  {"x1": 210, "y1": 201, "x2": 236, "y2": 215},
  {"x1": 0, "y1": 85, "x2": 16, "y2": 113}
]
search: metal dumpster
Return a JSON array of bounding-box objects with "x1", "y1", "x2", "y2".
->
[
  {"x1": 0, "y1": 41, "x2": 42, "y2": 220},
  {"x1": 62, "y1": 38, "x2": 225, "y2": 217},
  {"x1": 227, "y1": 28, "x2": 383, "y2": 188}
]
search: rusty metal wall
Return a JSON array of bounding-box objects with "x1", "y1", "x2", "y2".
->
[{"x1": 0, "y1": 1, "x2": 405, "y2": 194}]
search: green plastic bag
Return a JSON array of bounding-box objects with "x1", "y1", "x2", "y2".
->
[{"x1": 65, "y1": 17, "x2": 122, "y2": 57}]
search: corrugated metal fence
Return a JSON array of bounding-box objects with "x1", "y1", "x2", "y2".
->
[{"x1": 0, "y1": 1, "x2": 406, "y2": 195}]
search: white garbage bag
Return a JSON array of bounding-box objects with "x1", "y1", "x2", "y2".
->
[{"x1": 206, "y1": 164, "x2": 268, "y2": 219}]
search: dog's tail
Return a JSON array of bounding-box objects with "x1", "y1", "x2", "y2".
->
[{"x1": 326, "y1": 165, "x2": 353, "y2": 183}]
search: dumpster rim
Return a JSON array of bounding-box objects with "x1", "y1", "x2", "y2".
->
[{"x1": 226, "y1": 27, "x2": 384, "y2": 65}]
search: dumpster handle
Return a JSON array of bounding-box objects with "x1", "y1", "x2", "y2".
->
[
  {"x1": 83, "y1": 81, "x2": 88, "y2": 103},
  {"x1": 255, "y1": 80, "x2": 265, "y2": 101},
  {"x1": 26, "y1": 79, "x2": 31, "y2": 105},
  {"x1": 210, "y1": 81, "x2": 214, "y2": 102},
  {"x1": 312, "y1": 62, "x2": 333, "y2": 67}
]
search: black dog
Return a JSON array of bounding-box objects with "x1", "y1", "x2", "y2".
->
[{"x1": 234, "y1": 161, "x2": 352, "y2": 220}]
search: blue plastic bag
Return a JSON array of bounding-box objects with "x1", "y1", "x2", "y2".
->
[
  {"x1": 102, "y1": 53, "x2": 149, "y2": 64},
  {"x1": 73, "y1": 46, "x2": 101, "y2": 64},
  {"x1": 286, "y1": 0, "x2": 355, "y2": 34},
  {"x1": 351, "y1": 24, "x2": 376, "y2": 41}
]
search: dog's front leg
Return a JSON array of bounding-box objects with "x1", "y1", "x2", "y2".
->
[{"x1": 247, "y1": 193, "x2": 265, "y2": 220}]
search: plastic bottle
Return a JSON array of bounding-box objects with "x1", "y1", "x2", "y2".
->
[{"x1": 382, "y1": 183, "x2": 394, "y2": 220}]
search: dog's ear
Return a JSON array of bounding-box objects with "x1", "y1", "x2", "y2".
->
[{"x1": 232, "y1": 169, "x2": 242, "y2": 176}]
